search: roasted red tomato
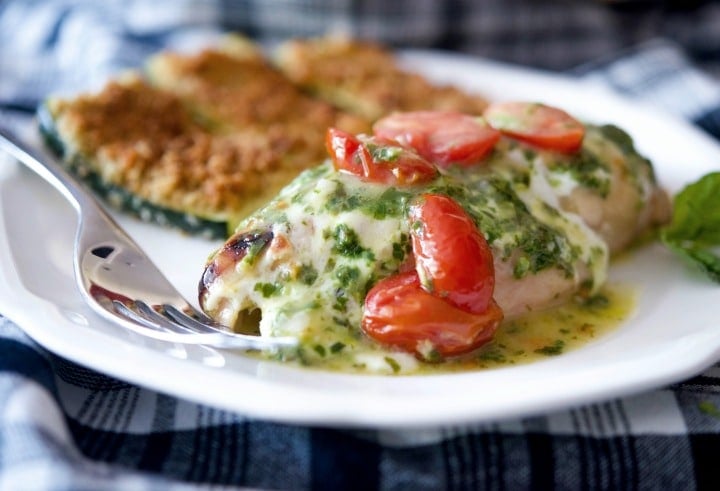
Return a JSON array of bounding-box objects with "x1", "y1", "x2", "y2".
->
[
  {"x1": 408, "y1": 194, "x2": 495, "y2": 314},
  {"x1": 373, "y1": 111, "x2": 501, "y2": 167},
  {"x1": 361, "y1": 272, "x2": 503, "y2": 359},
  {"x1": 483, "y1": 102, "x2": 585, "y2": 153},
  {"x1": 325, "y1": 127, "x2": 438, "y2": 185}
]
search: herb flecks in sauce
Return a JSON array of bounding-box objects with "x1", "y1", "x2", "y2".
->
[
  {"x1": 534, "y1": 340, "x2": 566, "y2": 356},
  {"x1": 297, "y1": 264, "x2": 319, "y2": 286},
  {"x1": 329, "y1": 224, "x2": 375, "y2": 260},
  {"x1": 366, "y1": 141, "x2": 403, "y2": 163},
  {"x1": 551, "y1": 149, "x2": 611, "y2": 197},
  {"x1": 252, "y1": 284, "x2": 636, "y2": 374},
  {"x1": 325, "y1": 182, "x2": 363, "y2": 214},
  {"x1": 364, "y1": 187, "x2": 411, "y2": 219},
  {"x1": 254, "y1": 282, "x2": 282, "y2": 298}
]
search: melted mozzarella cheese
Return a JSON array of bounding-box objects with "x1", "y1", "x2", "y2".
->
[{"x1": 519, "y1": 155, "x2": 609, "y2": 290}]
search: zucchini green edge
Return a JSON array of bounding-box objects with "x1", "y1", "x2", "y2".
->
[{"x1": 36, "y1": 103, "x2": 229, "y2": 239}]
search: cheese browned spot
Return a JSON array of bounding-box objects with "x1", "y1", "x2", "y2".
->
[{"x1": 275, "y1": 36, "x2": 489, "y2": 120}]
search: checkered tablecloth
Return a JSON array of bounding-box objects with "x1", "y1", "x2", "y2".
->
[{"x1": 2, "y1": 1, "x2": 720, "y2": 489}]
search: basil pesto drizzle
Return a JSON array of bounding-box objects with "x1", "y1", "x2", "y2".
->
[{"x1": 252, "y1": 125, "x2": 629, "y2": 285}]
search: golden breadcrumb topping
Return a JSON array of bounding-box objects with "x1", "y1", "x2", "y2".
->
[
  {"x1": 49, "y1": 77, "x2": 309, "y2": 221},
  {"x1": 147, "y1": 48, "x2": 370, "y2": 166},
  {"x1": 275, "y1": 36, "x2": 489, "y2": 120},
  {"x1": 50, "y1": 77, "x2": 198, "y2": 155}
]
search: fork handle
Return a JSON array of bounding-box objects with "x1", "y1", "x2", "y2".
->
[
  {"x1": 1, "y1": 126, "x2": 110, "y2": 222},
  {"x1": 0, "y1": 125, "x2": 134, "y2": 242}
]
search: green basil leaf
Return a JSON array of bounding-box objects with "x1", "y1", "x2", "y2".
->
[
  {"x1": 661, "y1": 172, "x2": 720, "y2": 283},
  {"x1": 665, "y1": 242, "x2": 720, "y2": 283}
]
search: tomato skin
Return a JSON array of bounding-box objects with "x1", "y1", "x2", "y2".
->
[
  {"x1": 361, "y1": 272, "x2": 503, "y2": 359},
  {"x1": 483, "y1": 102, "x2": 585, "y2": 153},
  {"x1": 409, "y1": 194, "x2": 495, "y2": 314},
  {"x1": 325, "y1": 127, "x2": 364, "y2": 176},
  {"x1": 373, "y1": 111, "x2": 500, "y2": 167},
  {"x1": 325, "y1": 127, "x2": 438, "y2": 185},
  {"x1": 362, "y1": 193, "x2": 501, "y2": 359}
]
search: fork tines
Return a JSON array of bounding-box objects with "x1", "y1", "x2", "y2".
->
[{"x1": 110, "y1": 300, "x2": 298, "y2": 350}]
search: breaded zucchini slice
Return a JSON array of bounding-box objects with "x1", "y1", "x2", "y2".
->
[
  {"x1": 145, "y1": 36, "x2": 370, "y2": 168},
  {"x1": 274, "y1": 35, "x2": 489, "y2": 121},
  {"x1": 38, "y1": 75, "x2": 311, "y2": 238}
]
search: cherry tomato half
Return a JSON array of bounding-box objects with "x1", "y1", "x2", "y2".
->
[
  {"x1": 373, "y1": 111, "x2": 501, "y2": 167},
  {"x1": 325, "y1": 127, "x2": 438, "y2": 185},
  {"x1": 361, "y1": 271, "x2": 503, "y2": 359},
  {"x1": 408, "y1": 194, "x2": 495, "y2": 314},
  {"x1": 483, "y1": 102, "x2": 585, "y2": 153}
]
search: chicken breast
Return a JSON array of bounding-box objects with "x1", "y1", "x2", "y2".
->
[{"x1": 492, "y1": 126, "x2": 671, "y2": 318}]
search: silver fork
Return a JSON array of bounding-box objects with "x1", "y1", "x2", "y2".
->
[{"x1": 0, "y1": 125, "x2": 296, "y2": 351}]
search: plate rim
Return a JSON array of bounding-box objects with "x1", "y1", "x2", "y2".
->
[{"x1": 1, "y1": 50, "x2": 719, "y2": 428}]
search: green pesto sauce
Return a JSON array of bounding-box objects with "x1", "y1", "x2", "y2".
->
[
  {"x1": 322, "y1": 167, "x2": 581, "y2": 280},
  {"x1": 252, "y1": 139, "x2": 609, "y2": 281},
  {"x1": 325, "y1": 182, "x2": 412, "y2": 219},
  {"x1": 437, "y1": 174, "x2": 578, "y2": 277},
  {"x1": 257, "y1": 283, "x2": 636, "y2": 375},
  {"x1": 599, "y1": 125, "x2": 643, "y2": 163},
  {"x1": 249, "y1": 164, "x2": 580, "y2": 313},
  {"x1": 445, "y1": 284, "x2": 636, "y2": 373},
  {"x1": 598, "y1": 124, "x2": 657, "y2": 189},
  {"x1": 550, "y1": 148, "x2": 611, "y2": 197},
  {"x1": 328, "y1": 224, "x2": 376, "y2": 260},
  {"x1": 366, "y1": 141, "x2": 403, "y2": 162},
  {"x1": 297, "y1": 264, "x2": 318, "y2": 285}
]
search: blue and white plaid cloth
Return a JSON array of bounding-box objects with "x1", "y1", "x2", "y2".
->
[{"x1": 2, "y1": 1, "x2": 720, "y2": 489}]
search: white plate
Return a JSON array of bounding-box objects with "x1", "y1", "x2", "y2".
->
[{"x1": 1, "y1": 51, "x2": 719, "y2": 429}]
